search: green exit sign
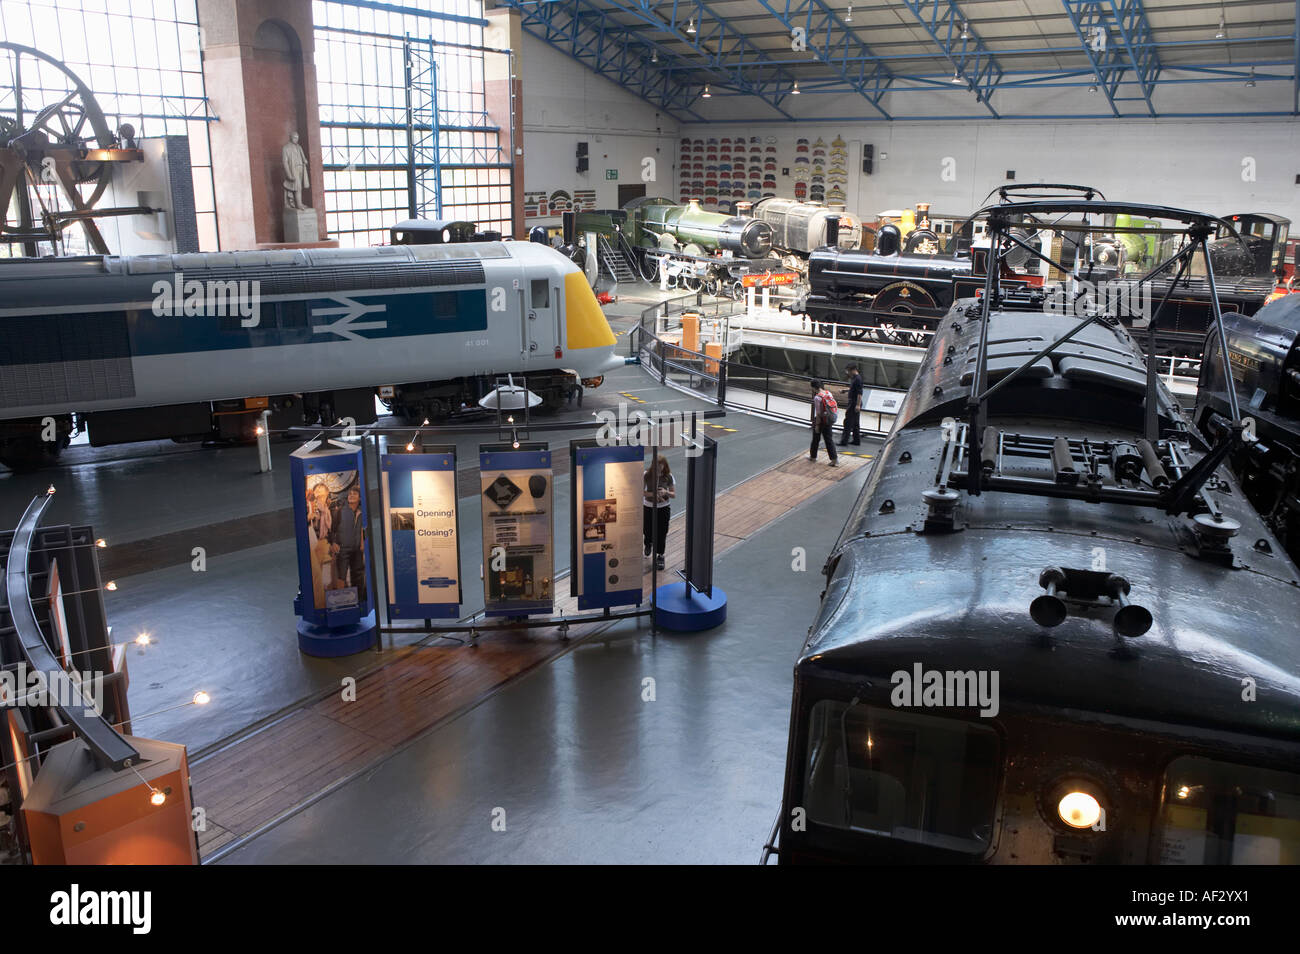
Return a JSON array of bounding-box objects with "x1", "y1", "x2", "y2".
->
[{"x1": 606, "y1": 169, "x2": 618, "y2": 180}]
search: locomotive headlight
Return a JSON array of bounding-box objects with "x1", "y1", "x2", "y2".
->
[{"x1": 1058, "y1": 791, "x2": 1102, "y2": 829}]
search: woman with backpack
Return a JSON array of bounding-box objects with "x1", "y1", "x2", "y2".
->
[{"x1": 809, "y1": 379, "x2": 839, "y2": 466}]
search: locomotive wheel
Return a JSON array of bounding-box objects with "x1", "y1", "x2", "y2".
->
[
  {"x1": 637, "y1": 253, "x2": 659, "y2": 283},
  {"x1": 681, "y1": 273, "x2": 701, "y2": 292},
  {"x1": 703, "y1": 276, "x2": 720, "y2": 297}
]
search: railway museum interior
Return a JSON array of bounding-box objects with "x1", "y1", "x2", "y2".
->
[{"x1": 2, "y1": 0, "x2": 1300, "y2": 886}]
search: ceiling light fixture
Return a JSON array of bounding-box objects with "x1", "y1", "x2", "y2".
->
[
  {"x1": 1089, "y1": 83, "x2": 1098, "y2": 93},
  {"x1": 687, "y1": 18, "x2": 696, "y2": 35},
  {"x1": 701, "y1": 84, "x2": 711, "y2": 98},
  {"x1": 1245, "y1": 67, "x2": 1256, "y2": 87},
  {"x1": 950, "y1": 68, "x2": 963, "y2": 84},
  {"x1": 846, "y1": 4, "x2": 853, "y2": 22},
  {"x1": 961, "y1": 20, "x2": 970, "y2": 40},
  {"x1": 791, "y1": 79, "x2": 801, "y2": 94},
  {"x1": 651, "y1": 49, "x2": 658, "y2": 64},
  {"x1": 1215, "y1": 13, "x2": 1226, "y2": 40}
]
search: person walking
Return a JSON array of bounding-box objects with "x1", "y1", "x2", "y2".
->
[
  {"x1": 809, "y1": 379, "x2": 838, "y2": 466},
  {"x1": 643, "y1": 456, "x2": 676, "y2": 571},
  {"x1": 838, "y1": 363, "x2": 863, "y2": 447}
]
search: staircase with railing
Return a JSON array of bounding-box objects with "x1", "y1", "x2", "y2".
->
[{"x1": 597, "y1": 234, "x2": 637, "y2": 284}]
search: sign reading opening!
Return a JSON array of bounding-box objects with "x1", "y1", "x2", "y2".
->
[{"x1": 381, "y1": 446, "x2": 462, "y2": 619}]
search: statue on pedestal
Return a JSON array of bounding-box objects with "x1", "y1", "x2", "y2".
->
[{"x1": 282, "y1": 132, "x2": 309, "y2": 210}]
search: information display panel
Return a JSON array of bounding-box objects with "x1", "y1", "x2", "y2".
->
[
  {"x1": 571, "y1": 440, "x2": 645, "y2": 610},
  {"x1": 381, "y1": 446, "x2": 461, "y2": 620},
  {"x1": 480, "y1": 443, "x2": 554, "y2": 617},
  {"x1": 290, "y1": 443, "x2": 374, "y2": 629}
]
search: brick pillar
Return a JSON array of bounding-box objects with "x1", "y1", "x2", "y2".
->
[{"x1": 198, "y1": 0, "x2": 334, "y2": 249}]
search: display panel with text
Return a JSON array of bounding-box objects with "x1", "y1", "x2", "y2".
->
[{"x1": 480, "y1": 443, "x2": 554, "y2": 617}]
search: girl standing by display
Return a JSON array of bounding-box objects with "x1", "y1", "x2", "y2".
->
[{"x1": 643, "y1": 457, "x2": 676, "y2": 571}]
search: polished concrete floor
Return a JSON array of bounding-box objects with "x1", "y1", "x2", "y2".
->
[
  {"x1": 1, "y1": 281, "x2": 879, "y2": 861},
  {"x1": 220, "y1": 462, "x2": 871, "y2": 864}
]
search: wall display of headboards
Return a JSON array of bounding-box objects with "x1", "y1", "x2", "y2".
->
[{"x1": 678, "y1": 133, "x2": 857, "y2": 214}]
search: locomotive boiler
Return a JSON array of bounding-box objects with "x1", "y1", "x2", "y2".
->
[
  {"x1": 773, "y1": 200, "x2": 1300, "y2": 866},
  {"x1": 750, "y1": 197, "x2": 863, "y2": 260},
  {"x1": 630, "y1": 196, "x2": 772, "y2": 258},
  {"x1": 0, "y1": 241, "x2": 621, "y2": 469}
]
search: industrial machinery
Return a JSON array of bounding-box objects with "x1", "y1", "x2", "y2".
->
[
  {"x1": 771, "y1": 200, "x2": 1300, "y2": 865},
  {"x1": 0, "y1": 241, "x2": 620, "y2": 469},
  {"x1": 1196, "y1": 293, "x2": 1300, "y2": 563},
  {"x1": 0, "y1": 42, "x2": 157, "y2": 255}
]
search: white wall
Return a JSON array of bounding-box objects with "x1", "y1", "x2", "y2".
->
[
  {"x1": 521, "y1": 33, "x2": 680, "y2": 224},
  {"x1": 677, "y1": 117, "x2": 1300, "y2": 224},
  {"x1": 520, "y1": 31, "x2": 1300, "y2": 225}
]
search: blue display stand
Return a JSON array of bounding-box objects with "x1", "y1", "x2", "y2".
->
[
  {"x1": 654, "y1": 583, "x2": 727, "y2": 632},
  {"x1": 290, "y1": 443, "x2": 378, "y2": 657},
  {"x1": 298, "y1": 611, "x2": 378, "y2": 657}
]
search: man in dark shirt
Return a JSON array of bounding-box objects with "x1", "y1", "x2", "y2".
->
[
  {"x1": 333, "y1": 485, "x2": 367, "y2": 603},
  {"x1": 839, "y1": 363, "x2": 863, "y2": 447}
]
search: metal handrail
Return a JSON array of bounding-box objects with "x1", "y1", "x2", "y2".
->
[{"x1": 3, "y1": 494, "x2": 138, "y2": 770}]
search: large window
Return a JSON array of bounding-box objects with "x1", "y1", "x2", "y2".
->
[
  {"x1": 0, "y1": 0, "x2": 218, "y2": 252},
  {"x1": 313, "y1": 0, "x2": 513, "y2": 248},
  {"x1": 1157, "y1": 757, "x2": 1300, "y2": 865},
  {"x1": 804, "y1": 700, "x2": 1001, "y2": 855}
]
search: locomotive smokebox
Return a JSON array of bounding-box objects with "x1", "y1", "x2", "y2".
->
[{"x1": 724, "y1": 217, "x2": 774, "y2": 257}]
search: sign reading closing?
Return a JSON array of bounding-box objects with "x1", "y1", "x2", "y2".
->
[{"x1": 381, "y1": 447, "x2": 461, "y2": 619}]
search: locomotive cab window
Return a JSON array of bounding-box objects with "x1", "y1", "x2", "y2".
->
[
  {"x1": 1156, "y1": 757, "x2": 1300, "y2": 864},
  {"x1": 530, "y1": 279, "x2": 550, "y2": 309},
  {"x1": 803, "y1": 701, "x2": 1000, "y2": 855}
]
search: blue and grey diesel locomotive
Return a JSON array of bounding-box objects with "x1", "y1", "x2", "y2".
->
[
  {"x1": 774, "y1": 201, "x2": 1300, "y2": 865},
  {"x1": 0, "y1": 241, "x2": 620, "y2": 468}
]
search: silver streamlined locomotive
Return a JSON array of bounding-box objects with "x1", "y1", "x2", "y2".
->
[
  {"x1": 774, "y1": 201, "x2": 1300, "y2": 866},
  {"x1": 0, "y1": 241, "x2": 621, "y2": 469}
]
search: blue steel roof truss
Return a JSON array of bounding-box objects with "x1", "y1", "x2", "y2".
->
[
  {"x1": 897, "y1": 0, "x2": 1004, "y2": 117},
  {"x1": 503, "y1": 0, "x2": 1300, "y2": 120},
  {"x1": 752, "y1": 0, "x2": 894, "y2": 119}
]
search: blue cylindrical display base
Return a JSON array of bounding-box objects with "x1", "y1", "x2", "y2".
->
[
  {"x1": 297, "y1": 611, "x2": 379, "y2": 657},
  {"x1": 654, "y1": 584, "x2": 727, "y2": 632}
]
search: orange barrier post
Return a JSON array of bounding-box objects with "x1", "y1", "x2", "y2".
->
[{"x1": 681, "y1": 313, "x2": 700, "y2": 354}]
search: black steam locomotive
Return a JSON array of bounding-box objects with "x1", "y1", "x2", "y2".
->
[
  {"x1": 1196, "y1": 293, "x2": 1300, "y2": 563},
  {"x1": 772, "y1": 201, "x2": 1300, "y2": 865},
  {"x1": 804, "y1": 200, "x2": 1290, "y2": 356}
]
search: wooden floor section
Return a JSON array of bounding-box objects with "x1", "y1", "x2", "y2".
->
[{"x1": 191, "y1": 449, "x2": 871, "y2": 859}]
